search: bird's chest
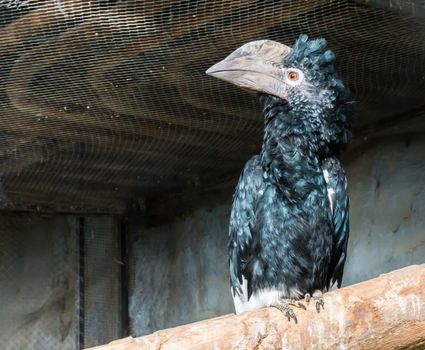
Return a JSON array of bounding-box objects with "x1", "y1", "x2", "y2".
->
[
  {"x1": 258, "y1": 181, "x2": 331, "y2": 240},
  {"x1": 255, "y1": 182, "x2": 333, "y2": 292}
]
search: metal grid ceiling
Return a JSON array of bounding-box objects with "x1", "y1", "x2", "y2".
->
[{"x1": 0, "y1": 0, "x2": 425, "y2": 213}]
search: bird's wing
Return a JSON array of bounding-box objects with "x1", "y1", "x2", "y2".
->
[
  {"x1": 322, "y1": 157, "x2": 349, "y2": 289},
  {"x1": 229, "y1": 155, "x2": 265, "y2": 298}
]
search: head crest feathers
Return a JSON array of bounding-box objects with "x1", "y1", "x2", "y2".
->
[{"x1": 285, "y1": 34, "x2": 335, "y2": 70}]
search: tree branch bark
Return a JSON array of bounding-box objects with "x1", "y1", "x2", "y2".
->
[{"x1": 87, "y1": 264, "x2": 425, "y2": 350}]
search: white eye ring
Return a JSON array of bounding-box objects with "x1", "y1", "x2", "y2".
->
[{"x1": 284, "y1": 68, "x2": 304, "y2": 86}]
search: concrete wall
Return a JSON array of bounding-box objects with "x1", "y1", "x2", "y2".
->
[
  {"x1": 0, "y1": 214, "x2": 78, "y2": 350},
  {"x1": 343, "y1": 135, "x2": 425, "y2": 285},
  {"x1": 129, "y1": 134, "x2": 425, "y2": 336},
  {"x1": 0, "y1": 214, "x2": 124, "y2": 350},
  {"x1": 128, "y1": 203, "x2": 234, "y2": 335}
]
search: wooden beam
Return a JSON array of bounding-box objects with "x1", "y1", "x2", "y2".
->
[{"x1": 87, "y1": 264, "x2": 425, "y2": 350}]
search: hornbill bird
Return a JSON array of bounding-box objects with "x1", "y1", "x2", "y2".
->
[{"x1": 206, "y1": 35, "x2": 351, "y2": 322}]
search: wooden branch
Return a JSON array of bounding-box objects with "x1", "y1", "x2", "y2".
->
[{"x1": 87, "y1": 264, "x2": 425, "y2": 350}]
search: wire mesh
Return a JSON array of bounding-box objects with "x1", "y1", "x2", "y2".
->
[
  {"x1": 0, "y1": 214, "x2": 78, "y2": 350},
  {"x1": 0, "y1": 0, "x2": 424, "y2": 213},
  {"x1": 0, "y1": 213, "x2": 124, "y2": 350},
  {"x1": 82, "y1": 216, "x2": 123, "y2": 348}
]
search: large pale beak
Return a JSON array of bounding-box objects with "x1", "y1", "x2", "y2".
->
[{"x1": 206, "y1": 40, "x2": 292, "y2": 100}]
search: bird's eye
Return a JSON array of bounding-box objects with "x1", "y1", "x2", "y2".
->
[
  {"x1": 285, "y1": 68, "x2": 304, "y2": 86},
  {"x1": 287, "y1": 71, "x2": 299, "y2": 81}
]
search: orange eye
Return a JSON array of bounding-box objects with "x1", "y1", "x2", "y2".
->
[{"x1": 287, "y1": 70, "x2": 299, "y2": 81}]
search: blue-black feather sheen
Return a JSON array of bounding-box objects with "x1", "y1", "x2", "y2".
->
[{"x1": 229, "y1": 35, "x2": 351, "y2": 301}]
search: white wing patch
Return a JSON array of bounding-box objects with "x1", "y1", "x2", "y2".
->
[
  {"x1": 232, "y1": 276, "x2": 302, "y2": 314},
  {"x1": 323, "y1": 169, "x2": 335, "y2": 213}
]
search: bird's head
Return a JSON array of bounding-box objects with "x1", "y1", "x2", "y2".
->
[{"x1": 206, "y1": 34, "x2": 352, "y2": 146}]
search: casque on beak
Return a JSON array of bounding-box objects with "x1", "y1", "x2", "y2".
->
[{"x1": 206, "y1": 40, "x2": 292, "y2": 100}]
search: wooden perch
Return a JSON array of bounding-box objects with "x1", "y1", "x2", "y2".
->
[{"x1": 87, "y1": 264, "x2": 425, "y2": 350}]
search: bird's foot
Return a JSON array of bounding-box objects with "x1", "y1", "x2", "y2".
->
[
  {"x1": 304, "y1": 290, "x2": 325, "y2": 312},
  {"x1": 313, "y1": 290, "x2": 325, "y2": 313},
  {"x1": 271, "y1": 298, "x2": 306, "y2": 324}
]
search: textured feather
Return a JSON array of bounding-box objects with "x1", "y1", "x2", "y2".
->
[
  {"x1": 322, "y1": 157, "x2": 350, "y2": 288},
  {"x1": 228, "y1": 155, "x2": 264, "y2": 298}
]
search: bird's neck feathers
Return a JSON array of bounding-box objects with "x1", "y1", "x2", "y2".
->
[
  {"x1": 259, "y1": 95, "x2": 329, "y2": 199},
  {"x1": 260, "y1": 94, "x2": 325, "y2": 139},
  {"x1": 258, "y1": 70, "x2": 352, "y2": 162},
  {"x1": 259, "y1": 93, "x2": 326, "y2": 154}
]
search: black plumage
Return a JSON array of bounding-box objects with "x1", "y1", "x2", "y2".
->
[{"x1": 207, "y1": 34, "x2": 352, "y2": 316}]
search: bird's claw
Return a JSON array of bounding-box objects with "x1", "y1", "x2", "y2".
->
[
  {"x1": 285, "y1": 306, "x2": 298, "y2": 323},
  {"x1": 272, "y1": 292, "x2": 323, "y2": 322},
  {"x1": 289, "y1": 298, "x2": 306, "y2": 310},
  {"x1": 315, "y1": 297, "x2": 325, "y2": 313},
  {"x1": 272, "y1": 300, "x2": 299, "y2": 324},
  {"x1": 313, "y1": 291, "x2": 325, "y2": 313}
]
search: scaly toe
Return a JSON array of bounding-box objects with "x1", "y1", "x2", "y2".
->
[
  {"x1": 312, "y1": 290, "x2": 325, "y2": 313},
  {"x1": 285, "y1": 307, "x2": 298, "y2": 323},
  {"x1": 315, "y1": 298, "x2": 325, "y2": 313},
  {"x1": 287, "y1": 298, "x2": 306, "y2": 310},
  {"x1": 272, "y1": 300, "x2": 299, "y2": 324}
]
